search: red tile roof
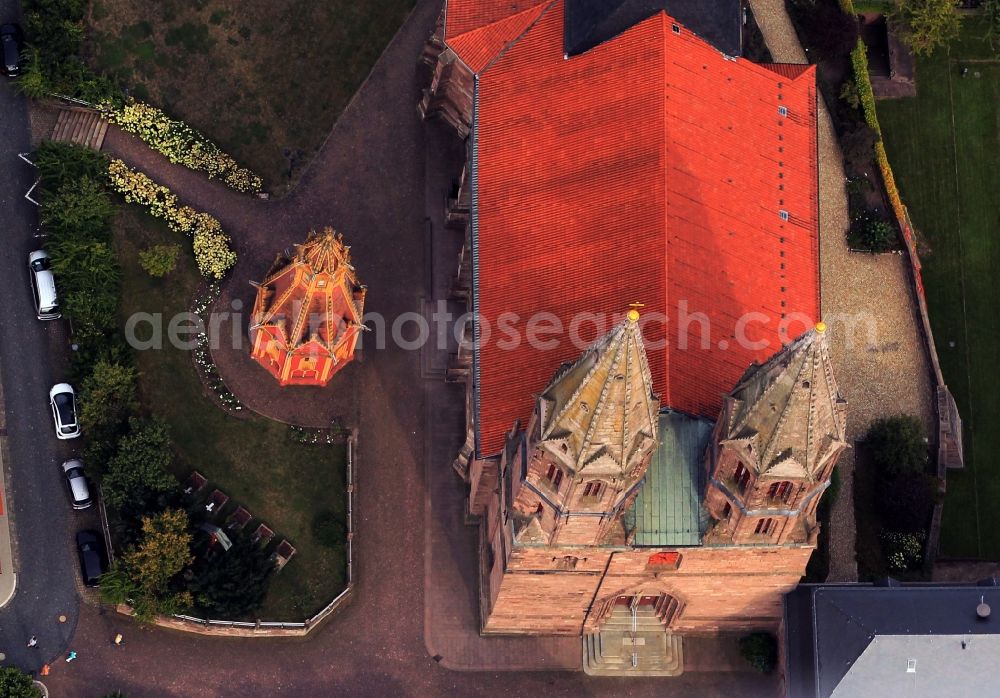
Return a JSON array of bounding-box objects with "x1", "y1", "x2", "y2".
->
[
  {"x1": 447, "y1": 3, "x2": 549, "y2": 72},
  {"x1": 446, "y1": 3, "x2": 820, "y2": 456},
  {"x1": 445, "y1": 0, "x2": 550, "y2": 38}
]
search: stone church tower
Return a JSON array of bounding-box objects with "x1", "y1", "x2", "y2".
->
[
  {"x1": 512, "y1": 310, "x2": 659, "y2": 546},
  {"x1": 703, "y1": 323, "x2": 849, "y2": 545}
]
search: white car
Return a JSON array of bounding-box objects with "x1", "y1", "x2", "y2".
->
[
  {"x1": 28, "y1": 250, "x2": 61, "y2": 320},
  {"x1": 49, "y1": 383, "x2": 80, "y2": 439}
]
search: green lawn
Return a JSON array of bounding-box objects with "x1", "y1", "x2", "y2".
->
[
  {"x1": 114, "y1": 207, "x2": 347, "y2": 620},
  {"x1": 878, "y1": 17, "x2": 1000, "y2": 558},
  {"x1": 87, "y1": 0, "x2": 415, "y2": 193}
]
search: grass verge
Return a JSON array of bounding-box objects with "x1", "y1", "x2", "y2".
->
[
  {"x1": 87, "y1": 0, "x2": 415, "y2": 193},
  {"x1": 114, "y1": 207, "x2": 347, "y2": 619},
  {"x1": 877, "y1": 17, "x2": 1000, "y2": 558}
]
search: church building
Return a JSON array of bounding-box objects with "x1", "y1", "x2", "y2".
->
[{"x1": 421, "y1": 0, "x2": 846, "y2": 674}]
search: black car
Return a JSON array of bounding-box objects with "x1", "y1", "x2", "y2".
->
[
  {"x1": 1, "y1": 23, "x2": 24, "y2": 77},
  {"x1": 76, "y1": 530, "x2": 107, "y2": 586}
]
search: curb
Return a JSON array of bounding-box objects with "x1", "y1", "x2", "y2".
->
[{"x1": 0, "y1": 350, "x2": 19, "y2": 608}]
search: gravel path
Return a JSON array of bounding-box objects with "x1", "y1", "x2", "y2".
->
[{"x1": 750, "y1": 0, "x2": 935, "y2": 583}]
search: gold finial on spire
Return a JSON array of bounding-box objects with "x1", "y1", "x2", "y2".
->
[
  {"x1": 815, "y1": 320, "x2": 827, "y2": 334},
  {"x1": 627, "y1": 302, "x2": 644, "y2": 323}
]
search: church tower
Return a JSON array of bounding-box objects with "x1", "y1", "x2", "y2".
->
[
  {"x1": 703, "y1": 323, "x2": 848, "y2": 545},
  {"x1": 512, "y1": 310, "x2": 660, "y2": 546}
]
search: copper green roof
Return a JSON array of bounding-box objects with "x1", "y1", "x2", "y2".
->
[{"x1": 626, "y1": 410, "x2": 712, "y2": 546}]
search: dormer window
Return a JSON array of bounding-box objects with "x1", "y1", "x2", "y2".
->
[{"x1": 582, "y1": 481, "x2": 604, "y2": 498}]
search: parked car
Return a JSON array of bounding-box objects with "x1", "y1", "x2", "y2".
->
[
  {"x1": 49, "y1": 383, "x2": 80, "y2": 439},
  {"x1": 28, "y1": 250, "x2": 61, "y2": 320},
  {"x1": 0, "y1": 23, "x2": 23, "y2": 77},
  {"x1": 61, "y1": 459, "x2": 93, "y2": 510},
  {"x1": 76, "y1": 530, "x2": 106, "y2": 586}
]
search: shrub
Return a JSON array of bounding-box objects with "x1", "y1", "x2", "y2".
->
[
  {"x1": 100, "y1": 100, "x2": 262, "y2": 193},
  {"x1": 840, "y1": 122, "x2": 879, "y2": 177},
  {"x1": 107, "y1": 159, "x2": 237, "y2": 279},
  {"x1": 865, "y1": 415, "x2": 929, "y2": 479},
  {"x1": 139, "y1": 244, "x2": 181, "y2": 277},
  {"x1": 839, "y1": 78, "x2": 861, "y2": 110},
  {"x1": 0, "y1": 666, "x2": 42, "y2": 697},
  {"x1": 46, "y1": 236, "x2": 121, "y2": 335},
  {"x1": 739, "y1": 632, "x2": 778, "y2": 673},
  {"x1": 34, "y1": 141, "x2": 111, "y2": 189},
  {"x1": 189, "y1": 535, "x2": 274, "y2": 617},
  {"x1": 879, "y1": 473, "x2": 938, "y2": 532},
  {"x1": 312, "y1": 511, "x2": 346, "y2": 549},
  {"x1": 21, "y1": 0, "x2": 123, "y2": 104},
  {"x1": 41, "y1": 176, "x2": 115, "y2": 241},
  {"x1": 882, "y1": 530, "x2": 925, "y2": 570}
]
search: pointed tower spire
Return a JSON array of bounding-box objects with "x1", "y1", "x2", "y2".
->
[
  {"x1": 512, "y1": 311, "x2": 661, "y2": 546},
  {"x1": 725, "y1": 323, "x2": 847, "y2": 478},
  {"x1": 703, "y1": 323, "x2": 849, "y2": 545},
  {"x1": 537, "y1": 309, "x2": 660, "y2": 477}
]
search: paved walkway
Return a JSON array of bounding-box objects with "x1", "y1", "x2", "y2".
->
[
  {"x1": 749, "y1": 0, "x2": 936, "y2": 583},
  {"x1": 39, "y1": 1, "x2": 774, "y2": 695}
]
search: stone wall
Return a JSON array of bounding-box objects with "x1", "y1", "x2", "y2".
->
[{"x1": 482, "y1": 542, "x2": 813, "y2": 636}]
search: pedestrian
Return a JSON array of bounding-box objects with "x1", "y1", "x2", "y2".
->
[
  {"x1": 114, "y1": 633, "x2": 124, "y2": 646},
  {"x1": 66, "y1": 650, "x2": 77, "y2": 662},
  {"x1": 40, "y1": 665, "x2": 50, "y2": 676},
  {"x1": 26, "y1": 635, "x2": 38, "y2": 647}
]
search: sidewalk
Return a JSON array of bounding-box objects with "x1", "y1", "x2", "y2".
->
[
  {"x1": 749, "y1": 0, "x2": 936, "y2": 583},
  {"x1": 0, "y1": 362, "x2": 17, "y2": 607}
]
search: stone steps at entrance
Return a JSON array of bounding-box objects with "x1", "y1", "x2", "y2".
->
[{"x1": 582, "y1": 607, "x2": 684, "y2": 676}]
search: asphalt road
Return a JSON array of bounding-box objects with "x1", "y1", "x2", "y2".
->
[{"x1": 0, "y1": 29, "x2": 86, "y2": 671}]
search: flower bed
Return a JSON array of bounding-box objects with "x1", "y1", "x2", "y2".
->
[
  {"x1": 107, "y1": 159, "x2": 237, "y2": 280},
  {"x1": 100, "y1": 100, "x2": 263, "y2": 194}
]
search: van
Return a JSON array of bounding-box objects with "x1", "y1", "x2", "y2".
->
[{"x1": 28, "y1": 250, "x2": 61, "y2": 320}]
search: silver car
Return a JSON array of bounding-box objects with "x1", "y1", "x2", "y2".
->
[{"x1": 61, "y1": 459, "x2": 92, "y2": 510}]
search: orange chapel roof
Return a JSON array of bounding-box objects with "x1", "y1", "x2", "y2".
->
[{"x1": 444, "y1": 2, "x2": 821, "y2": 457}]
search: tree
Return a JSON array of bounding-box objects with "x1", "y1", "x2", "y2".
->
[
  {"x1": 189, "y1": 535, "x2": 275, "y2": 617},
  {"x1": 139, "y1": 244, "x2": 181, "y2": 277},
  {"x1": 46, "y1": 236, "x2": 120, "y2": 335},
  {"x1": 985, "y1": 0, "x2": 1000, "y2": 46},
  {"x1": 80, "y1": 359, "x2": 137, "y2": 433},
  {"x1": 891, "y1": 0, "x2": 961, "y2": 56},
  {"x1": 0, "y1": 666, "x2": 42, "y2": 697},
  {"x1": 102, "y1": 417, "x2": 177, "y2": 512},
  {"x1": 739, "y1": 632, "x2": 778, "y2": 673},
  {"x1": 101, "y1": 509, "x2": 194, "y2": 622},
  {"x1": 865, "y1": 415, "x2": 929, "y2": 479},
  {"x1": 41, "y1": 177, "x2": 114, "y2": 242}
]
